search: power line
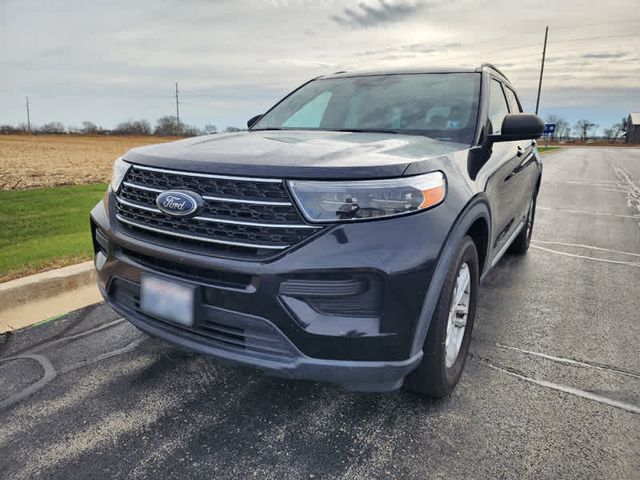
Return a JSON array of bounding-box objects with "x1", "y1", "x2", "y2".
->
[
  {"x1": 430, "y1": 32, "x2": 639, "y2": 64},
  {"x1": 551, "y1": 33, "x2": 638, "y2": 44}
]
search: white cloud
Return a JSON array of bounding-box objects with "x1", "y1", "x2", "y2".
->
[{"x1": 0, "y1": 0, "x2": 639, "y2": 131}]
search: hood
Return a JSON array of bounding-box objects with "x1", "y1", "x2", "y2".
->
[{"x1": 124, "y1": 130, "x2": 467, "y2": 179}]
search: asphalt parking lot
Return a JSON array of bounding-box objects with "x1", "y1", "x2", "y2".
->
[{"x1": 1, "y1": 147, "x2": 639, "y2": 480}]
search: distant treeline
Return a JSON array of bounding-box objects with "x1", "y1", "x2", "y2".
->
[
  {"x1": 543, "y1": 115, "x2": 625, "y2": 143},
  {"x1": 0, "y1": 117, "x2": 242, "y2": 137},
  {"x1": 0, "y1": 114, "x2": 627, "y2": 143}
]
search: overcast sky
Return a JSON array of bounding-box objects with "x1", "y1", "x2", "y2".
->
[{"x1": 1, "y1": 0, "x2": 639, "y2": 133}]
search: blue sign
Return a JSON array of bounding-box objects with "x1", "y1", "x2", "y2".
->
[{"x1": 543, "y1": 123, "x2": 556, "y2": 136}]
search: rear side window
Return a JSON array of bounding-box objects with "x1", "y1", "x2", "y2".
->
[
  {"x1": 503, "y1": 87, "x2": 522, "y2": 113},
  {"x1": 488, "y1": 79, "x2": 509, "y2": 134}
]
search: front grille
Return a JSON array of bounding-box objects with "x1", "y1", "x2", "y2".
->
[{"x1": 114, "y1": 165, "x2": 321, "y2": 258}]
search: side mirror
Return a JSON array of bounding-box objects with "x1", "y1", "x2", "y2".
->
[
  {"x1": 489, "y1": 113, "x2": 544, "y2": 142},
  {"x1": 247, "y1": 115, "x2": 263, "y2": 129}
]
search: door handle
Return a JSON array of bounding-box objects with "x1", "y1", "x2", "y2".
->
[{"x1": 516, "y1": 145, "x2": 524, "y2": 157}]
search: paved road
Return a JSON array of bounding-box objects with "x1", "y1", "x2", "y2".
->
[{"x1": 1, "y1": 147, "x2": 639, "y2": 480}]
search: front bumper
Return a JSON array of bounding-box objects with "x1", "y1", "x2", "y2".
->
[{"x1": 91, "y1": 191, "x2": 452, "y2": 391}]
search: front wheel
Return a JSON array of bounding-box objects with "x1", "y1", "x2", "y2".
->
[{"x1": 404, "y1": 236, "x2": 479, "y2": 398}]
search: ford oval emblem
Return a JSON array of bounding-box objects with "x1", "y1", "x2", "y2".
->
[{"x1": 156, "y1": 190, "x2": 203, "y2": 217}]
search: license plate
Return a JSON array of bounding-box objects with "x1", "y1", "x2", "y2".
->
[{"x1": 140, "y1": 275, "x2": 195, "y2": 327}]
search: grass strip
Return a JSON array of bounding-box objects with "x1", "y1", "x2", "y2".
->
[{"x1": 0, "y1": 184, "x2": 107, "y2": 281}]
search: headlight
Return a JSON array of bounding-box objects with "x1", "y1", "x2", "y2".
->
[
  {"x1": 110, "y1": 157, "x2": 131, "y2": 193},
  {"x1": 288, "y1": 171, "x2": 446, "y2": 223}
]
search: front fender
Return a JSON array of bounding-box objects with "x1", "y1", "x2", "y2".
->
[{"x1": 409, "y1": 196, "x2": 492, "y2": 356}]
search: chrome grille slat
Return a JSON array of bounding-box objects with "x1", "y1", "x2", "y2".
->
[
  {"x1": 115, "y1": 165, "x2": 320, "y2": 256},
  {"x1": 122, "y1": 181, "x2": 292, "y2": 206},
  {"x1": 115, "y1": 196, "x2": 319, "y2": 229},
  {"x1": 116, "y1": 214, "x2": 289, "y2": 250}
]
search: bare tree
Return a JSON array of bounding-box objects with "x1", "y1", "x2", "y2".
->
[
  {"x1": 114, "y1": 119, "x2": 152, "y2": 135},
  {"x1": 573, "y1": 120, "x2": 598, "y2": 142},
  {"x1": 182, "y1": 125, "x2": 202, "y2": 137},
  {"x1": 0, "y1": 123, "x2": 31, "y2": 134},
  {"x1": 81, "y1": 121, "x2": 99, "y2": 134},
  {"x1": 610, "y1": 123, "x2": 623, "y2": 142},
  {"x1": 203, "y1": 124, "x2": 218, "y2": 135},
  {"x1": 154, "y1": 116, "x2": 183, "y2": 136},
  {"x1": 1, "y1": 124, "x2": 22, "y2": 134},
  {"x1": 545, "y1": 114, "x2": 570, "y2": 142},
  {"x1": 556, "y1": 120, "x2": 571, "y2": 141},
  {"x1": 38, "y1": 121, "x2": 66, "y2": 134}
]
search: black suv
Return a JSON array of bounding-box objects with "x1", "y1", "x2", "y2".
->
[{"x1": 91, "y1": 64, "x2": 543, "y2": 397}]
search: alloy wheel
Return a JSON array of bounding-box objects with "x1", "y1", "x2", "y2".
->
[{"x1": 445, "y1": 262, "x2": 471, "y2": 368}]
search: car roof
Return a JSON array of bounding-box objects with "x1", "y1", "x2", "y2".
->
[{"x1": 321, "y1": 64, "x2": 510, "y2": 82}]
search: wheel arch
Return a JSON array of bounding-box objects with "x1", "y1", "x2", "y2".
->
[
  {"x1": 409, "y1": 195, "x2": 492, "y2": 357},
  {"x1": 466, "y1": 216, "x2": 490, "y2": 276}
]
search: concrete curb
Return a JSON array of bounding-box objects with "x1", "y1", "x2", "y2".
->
[{"x1": 0, "y1": 261, "x2": 97, "y2": 313}]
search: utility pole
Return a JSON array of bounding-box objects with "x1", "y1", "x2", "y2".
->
[
  {"x1": 174, "y1": 82, "x2": 180, "y2": 135},
  {"x1": 26, "y1": 96, "x2": 31, "y2": 133},
  {"x1": 535, "y1": 26, "x2": 548, "y2": 115}
]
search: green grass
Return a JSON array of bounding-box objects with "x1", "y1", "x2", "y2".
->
[
  {"x1": 0, "y1": 184, "x2": 107, "y2": 281},
  {"x1": 537, "y1": 146, "x2": 561, "y2": 153}
]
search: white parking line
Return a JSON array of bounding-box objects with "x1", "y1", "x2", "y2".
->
[
  {"x1": 530, "y1": 245, "x2": 640, "y2": 268},
  {"x1": 537, "y1": 206, "x2": 639, "y2": 219},
  {"x1": 59, "y1": 339, "x2": 144, "y2": 374},
  {"x1": 548, "y1": 178, "x2": 618, "y2": 185},
  {"x1": 532, "y1": 240, "x2": 640, "y2": 258},
  {"x1": 601, "y1": 188, "x2": 629, "y2": 193},
  {"x1": 478, "y1": 357, "x2": 640, "y2": 415},
  {"x1": 0, "y1": 354, "x2": 57, "y2": 410},
  {"x1": 479, "y1": 340, "x2": 640, "y2": 379},
  {"x1": 0, "y1": 336, "x2": 144, "y2": 411},
  {"x1": 544, "y1": 180, "x2": 626, "y2": 192},
  {"x1": 29, "y1": 318, "x2": 125, "y2": 351}
]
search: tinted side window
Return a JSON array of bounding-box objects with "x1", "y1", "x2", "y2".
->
[
  {"x1": 503, "y1": 87, "x2": 522, "y2": 113},
  {"x1": 488, "y1": 79, "x2": 509, "y2": 134}
]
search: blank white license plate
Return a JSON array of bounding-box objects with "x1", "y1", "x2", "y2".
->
[{"x1": 140, "y1": 275, "x2": 195, "y2": 327}]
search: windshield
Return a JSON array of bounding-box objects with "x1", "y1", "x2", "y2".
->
[{"x1": 252, "y1": 73, "x2": 480, "y2": 144}]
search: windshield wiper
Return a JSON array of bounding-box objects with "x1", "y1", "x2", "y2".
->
[
  {"x1": 334, "y1": 128, "x2": 400, "y2": 134},
  {"x1": 251, "y1": 127, "x2": 406, "y2": 135}
]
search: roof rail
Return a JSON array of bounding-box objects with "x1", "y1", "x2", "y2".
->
[{"x1": 479, "y1": 63, "x2": 509, "y2": 81}]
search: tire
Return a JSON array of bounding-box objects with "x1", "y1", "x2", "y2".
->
[
  {"x1": 508, "y1": 195, "x2": 536, "y2": 255},
  {"x1": 404, "y1": 236, "x2": 479, "y2": 398}
]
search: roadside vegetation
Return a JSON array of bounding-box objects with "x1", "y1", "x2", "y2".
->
[
  {"x1": 543, "y1": 114, "x2": 625, "y2": 144},
  {"x1": 537, "y1": 146, "x2": 561, "y2": 153},
  {"x1": 0, "y1": 116, "x2": 241, "y2": 137},
  {"x1": 0, "y1": 184, "x2": 107, "y2": 281}
]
